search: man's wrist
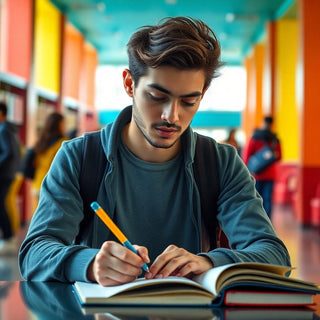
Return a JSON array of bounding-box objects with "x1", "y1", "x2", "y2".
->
[{"x1": 86, "y1": 259, "x2": 96, "y2": 282}]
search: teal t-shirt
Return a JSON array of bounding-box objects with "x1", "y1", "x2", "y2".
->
[{"x1": 114, "y1": 139, "x2": 199, "y2": 263}]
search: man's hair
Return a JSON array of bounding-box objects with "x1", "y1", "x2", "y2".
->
[
  {"x1": 264, "y1": 116, "x2": 273, "y2": 125},
  {"x1": 0, "y1": 101, "x2": 8, "y2": 117},
  {"x1": 127, "y1": 17, "x2": 223, "y2": 88}
]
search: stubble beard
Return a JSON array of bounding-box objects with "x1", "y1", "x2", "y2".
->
[{"x1": 132, "y1": 101, "x2": 181, "y2": 150}]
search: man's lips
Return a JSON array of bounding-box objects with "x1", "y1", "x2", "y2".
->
[{"x1": 155, "y1": 126, "x2": 179, "y2": 138}]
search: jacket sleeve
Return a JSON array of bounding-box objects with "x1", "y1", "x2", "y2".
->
[
  {"x1": 202, "y1": 144, "x2": 291, "y2": 268},
  {"x1": 18, "y1": 139, "x2": 99, "y2": 282}
]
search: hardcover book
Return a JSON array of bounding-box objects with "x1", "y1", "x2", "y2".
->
[{"x1": 73, "y1": 262, "x2": 320, "y2": 307}]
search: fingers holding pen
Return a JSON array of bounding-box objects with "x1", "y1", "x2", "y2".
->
[
  {"x1": 89, "y1": 202, "x2": 150, "y2": 282},
  {"x1": 89, "y1": 241, "x2": 146, "y2": 286},
  {"x1": 133, "y1": 244, "x2": 150, "y2": 265}
]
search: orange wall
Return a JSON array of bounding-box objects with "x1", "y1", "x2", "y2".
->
[
  {"x1": 298, "y1": 0, "x2": 320, "y2": 167},
  {"x1": 0, "y1": 0, "x2": 8, "y2": 71},
  {"x1": 79, "y1": 42, "x2": 98, "y2": 109},
  {"x1": 243, "y1": 44, "x2": 266, "y2": 140},
  {"x1": 262, "y1": 22, "x2": 276, "y2": 117},
  {"x1": 62, "y1": 24, "x2": 83, "y2": 100}
]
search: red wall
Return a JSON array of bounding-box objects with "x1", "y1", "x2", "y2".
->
[{"x1": 7, "y1": 0, "x2": 33, "y2": 80}]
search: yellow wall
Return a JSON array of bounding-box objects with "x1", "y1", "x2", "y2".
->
[
  {"x1": 34, "y1": 0, "x2": 61, "y2": 93},
  {"x1": 275, "y1": 19, "x2": 299, "y2": 162}
]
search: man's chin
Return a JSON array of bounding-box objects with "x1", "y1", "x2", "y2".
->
[{"x1": 147, "y1": 137, "x2": 179, "y2": 149}]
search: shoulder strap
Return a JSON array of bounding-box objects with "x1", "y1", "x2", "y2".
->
[
  {"x1": 192, "y1": 134, "x2": 221, "y2": 250},
  {"x1": 77, "y1": 131, "x2": 107, "y2": 244}
]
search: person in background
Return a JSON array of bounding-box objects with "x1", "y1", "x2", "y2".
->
[
  {"x1": 67, "y1": 128, "x2": 78, "y2": 139},
  {"x1": 223, "y1": 128, "x2": 241, "y2": 155},
  {"x1": 31, "y1": 112, "x2": 68, "y2": 202},
  {"x1": 243, "y1": 116, "x2": 282, "y2": 219},
  {"x1": 19, "y1": 17, "x2": 290, "y2": 286},
  {"x1": 0, "y1": 101, "x2": 21, "y2": 254}
]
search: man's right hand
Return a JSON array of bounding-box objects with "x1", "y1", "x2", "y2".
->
[{"x1": 86, "y1": 241, "x2": 150, "y2": 286}]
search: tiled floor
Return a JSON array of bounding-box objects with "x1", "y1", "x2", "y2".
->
[
  {"x1": 0, "y1": 203, "x2": 320, "y2": 284},
  {"x1": 0, "y1": 230, "x2": 25, "y2": 281},
  {"x1": 272, "y1": 203, "x2": 320, "y2": 284}
]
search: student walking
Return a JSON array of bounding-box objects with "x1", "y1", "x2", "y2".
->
[
  {"x1": 0, "y1": 101, "x2": 21, "y2": 254},
  {"x1": 243, "y1": 116, "x2": 282, "y2": 219}
]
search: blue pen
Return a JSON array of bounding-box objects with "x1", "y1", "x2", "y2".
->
[{"x1": 90, "y1": 201, "x2": 149, "y2": 272}]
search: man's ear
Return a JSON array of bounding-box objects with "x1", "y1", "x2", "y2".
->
[{"x1": 123, "y1": 69, "x2": 134, "y2": 98}]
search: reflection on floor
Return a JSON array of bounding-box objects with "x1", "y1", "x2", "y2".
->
[
  {"x1": 0, "y1": 203, "x2": 319, "y2": 284},
  {"x1": 0, "y1": 227, "x2": 26, "y2": 281},
  {"x1": 272, "y1": 203, "x2": 320, "y2": 284}
]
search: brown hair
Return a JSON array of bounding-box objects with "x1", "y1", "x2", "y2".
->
[
  {"x1": 127, "y1": 17, "x2": 223, "y2": 88},
  {"x1": 34, "y1": 112, "x2": 64, "y2": 153}
]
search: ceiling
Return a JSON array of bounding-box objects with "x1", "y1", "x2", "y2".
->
[{"x1": 49, "y1": 0, "x2": 297, "y2": 66}]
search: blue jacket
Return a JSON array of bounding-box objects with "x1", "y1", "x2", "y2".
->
[
  {"x1": 19, "y1": 106, "x2": 291, "y2": 282},
  {"x1": 0, "y1": 120, "x2": 21, "y2": 181}
]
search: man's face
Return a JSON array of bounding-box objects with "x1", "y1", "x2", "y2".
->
[{"x1": 124, "y1": 66, "x2": 207, "y2": 149}]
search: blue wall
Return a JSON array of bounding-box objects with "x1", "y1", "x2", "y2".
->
[{"x1": 99, "y1": 110, "x2": 241, "y2": 128}]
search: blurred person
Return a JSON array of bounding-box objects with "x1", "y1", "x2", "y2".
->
[
  {"x1": 0, "y1": 101, "x2": 21, "y2": 254},
  {"x1": 223, "y1": 128, "x2": 241, "y2": 154},
  {"x1": 31, "y1": 112, "x2": 68, "y2": 202},
  {"x1": 243, "y1": 116, "x2": 281, "y2": 219}
]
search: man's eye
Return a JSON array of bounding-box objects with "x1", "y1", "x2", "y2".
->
[
  {"x1": 182, "y1": 101, "x2": 196, "y2": 107},
  {"x1": 148, "y1": 93, "x2": 165, "y2": 102}
]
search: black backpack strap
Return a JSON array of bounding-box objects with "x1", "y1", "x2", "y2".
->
[
  {"x1": 76, "y1": 131, "x2": 107, "y2": 244},
  {"x1": 193, "y1": 134, "x2": 228, "y2": 249}
]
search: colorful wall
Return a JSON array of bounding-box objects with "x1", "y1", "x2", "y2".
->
[
  {"x1": 242, "y1": 0, "x2": 320, "y2": 226},
  {"x1": 275, "y1": 19, "x2": 299, "y2": 162},
  {"x1": 0, "y1": 0, "x2": 99, "y2": 222},
  {"x1": 34, "y1": 0, "x2": 61, "y2": 93}
]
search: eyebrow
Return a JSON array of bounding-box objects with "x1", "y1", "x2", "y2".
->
[{"x1": 147, "y1": 84, "x2": 203, "y2": 98}]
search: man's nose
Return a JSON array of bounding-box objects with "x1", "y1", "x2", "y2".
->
[{"x1": 161, "y1": 100, "x2": 179, "y2": 124}]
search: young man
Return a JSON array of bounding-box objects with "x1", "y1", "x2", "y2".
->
[
  {"x1": 0, "y1": 101, "x2": 21, "y2": 254},
  {"x1": 19, "y1": 17, "x2": 290, "y2": 286}
]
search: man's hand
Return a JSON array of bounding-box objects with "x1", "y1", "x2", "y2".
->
[
  {"x1": 87, "y1": 241, "x2": 150, "y2": 286},
  {"x1": 145, "y1": 245, "x2": 213, "y2": 280}
]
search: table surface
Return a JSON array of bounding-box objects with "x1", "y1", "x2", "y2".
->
[{"x1": 0, "y1": 281, "x2": 319, "y2": 320}]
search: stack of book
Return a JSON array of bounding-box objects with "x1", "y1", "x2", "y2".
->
[{"x1": 73, "y1": 262, "x2": 320, "y2": 308}]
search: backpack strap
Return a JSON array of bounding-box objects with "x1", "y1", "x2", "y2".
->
[
  {"x1": 193, "y1": 134, "x2": 224, "y2": 250},
  {"x1": 77, "y1": 131, "x2": 107, "y2": 244}
]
